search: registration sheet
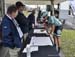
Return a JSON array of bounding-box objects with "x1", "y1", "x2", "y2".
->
[
  {"x1": 30, "y1": 36, "x2": 53, "y2": 46},
  {"x1": 34, "y1": 29, "x2": 47, "y2": 34}
]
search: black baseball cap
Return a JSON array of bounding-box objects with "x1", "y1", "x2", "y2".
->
[{"x1": 16, "y1": 1, "x2": 25, "y2": 8}]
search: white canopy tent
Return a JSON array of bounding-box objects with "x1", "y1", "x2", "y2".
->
[
  {"x1": 4, "y1": 0, "x2": 67, "y2": 16},
  {"x1": 5, "y1": 0, "x2": 67, "y2": 5},
  {"x1": 0, "y1": 0, "x2": 67, "y2": 17}
]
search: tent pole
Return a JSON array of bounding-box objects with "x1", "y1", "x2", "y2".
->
[
  {"x1": 57, "y1": 3, "x2": 60, "y2": 18},
  {"x1": 1, "y1": 0, "x2": 5, "y2": 17},
  {"x1": 51, "y1": 0, "x2": 54, "y2": 16}
]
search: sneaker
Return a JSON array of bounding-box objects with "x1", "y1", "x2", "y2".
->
[
  {"x1": 53, "y1": 44, "x2": 56, "y2": 47},
  {"x1": 58, "y1": 47, "x2": 61, "y2": 53}
]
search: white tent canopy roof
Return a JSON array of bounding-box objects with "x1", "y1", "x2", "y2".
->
[{"x1": 5, "y1": 0, "x2": 67, "y2": 5}]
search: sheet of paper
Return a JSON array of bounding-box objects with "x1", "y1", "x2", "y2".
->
[
  {"x1": 30, "y1": 37, "x2": 53, "y2": 46},
  {"x1": 23, "y1": 46, "x2": 38, "y2": 53},
  {"x1": 34, "y1": 29, "x2": 47, "y2": 34}
]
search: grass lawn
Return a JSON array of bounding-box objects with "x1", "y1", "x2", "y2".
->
[{"x1": 61, "y1": 29, "x2": 75, "y2": 57}]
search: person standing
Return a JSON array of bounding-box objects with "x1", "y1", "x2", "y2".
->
[
  {"x1": 28, "y1": 10, "x2": 35, "y2": 32},
  {"x1": 42, "y1": 10, "x2": 62, "y2": 53},
  {"x1": 15, "y1": 1, "x2": 29, "y2": 36},
  {"x1": 15, "y1": 1, "x2": 29, "y2": 54},
  {"x1": 37, "y1": 7, "x2": 41, "y2": 22},
  {"x1": 2, "y1": 5, "x2": 23, "y2": 57},
  {"x1": 49, "y1": 10, "x2": 62, "y2": 53}
]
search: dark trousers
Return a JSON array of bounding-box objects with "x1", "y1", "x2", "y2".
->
[{"x1": 19, "y1": 29, "x2": 33, "y2": 56}]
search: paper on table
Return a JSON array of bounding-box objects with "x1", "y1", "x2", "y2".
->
[
  {"x1": 34, "y1": 29, "x2": 47, "y2": 34},
  {"x1": 23, "y1": 46, "x2": 38, "y2": 53},
  {"x1": 30, "y1": 37, "x2": 53, "y2": 46}
]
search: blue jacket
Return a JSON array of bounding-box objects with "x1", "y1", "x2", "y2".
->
[{"x1": 2, "y1": 15, "x2": 22, "y2": 48}]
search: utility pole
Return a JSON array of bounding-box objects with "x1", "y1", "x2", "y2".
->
[
  {"x1": 57, "y1": 3, "x2": 60, "y2": 18},
  {"x1": 1, "y1": 0, "x2": 5, "y2": 17},
  {"x1": 51, "y1": 0, "x2": 54, "y2": 16}
]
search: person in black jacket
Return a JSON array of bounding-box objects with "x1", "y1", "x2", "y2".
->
[
  {"x1": 37, "y1": 7, "x2": 41, "y2": 22},
  {"x1": 15, "y1": 1, "x2": 29, "y2": 55},
  {"x1": 28, "y1": 10, "x2": 35, "y2": 32},
  {"x1": 15, "y1": 1, "x2": 29, "y2": 41},
  {"x1": 15, "y1": 1, "x2": 28, "y2": 34}
]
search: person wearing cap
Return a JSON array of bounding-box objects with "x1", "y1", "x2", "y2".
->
[
  {"x1": 41, "y1": 12, "x2": 49, "y2": 30},
  {"x1": 50, "y1": 10, "x2": 62, "y2": 53},
  {"x1": 42, "y1": 10, "x2": 62, "y2": 53},
  {"x1": 15, "y1": 1, "x2": 28, "y2": 34},
  {"x1": 2, "y1": 5, "x2": 23, "y2": 57},
  {"x1": 15, "y1": 1, "x2": 29, "y2": 55}
]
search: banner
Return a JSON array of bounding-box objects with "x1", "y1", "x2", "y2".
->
[{"x1": 70, "y1": 0, "x2": 75, "y2": 15}]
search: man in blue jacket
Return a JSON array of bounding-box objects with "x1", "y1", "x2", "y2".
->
[{"x1": 2, "y1": 5, "x2": 23, "y2": 57}]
